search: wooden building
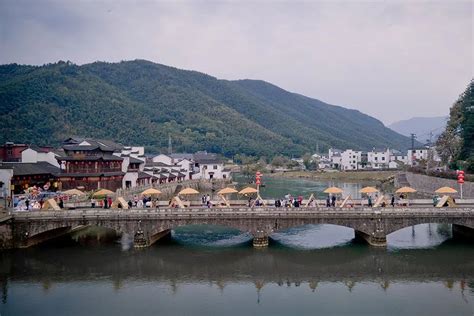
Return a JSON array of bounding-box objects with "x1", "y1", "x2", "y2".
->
[{"x1": 56, "y1": 139, "x2": 125, "y2": 191}]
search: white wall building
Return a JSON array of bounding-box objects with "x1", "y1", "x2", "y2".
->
[
  {"x1": 340, "y1": 149, "x2": 364, "y2": 170},
  {"x1": 193, "y1": 152, "x2": 230, "y2": 180},
  {"x1": 0, "y1": 165, "x2": 13, "y2": 199},
  {"x1": 367, "y1": 149, "x2": 390, "y2": 169},
  {"x1": 152, "y1": 154, "x2": 173, "y2": 165},
  {"x1": 21, "y1": 146, "x2": 61, "y2": 168},
  {"x1": 407, "y1": 147, "x2": 441, "y2": 166}
]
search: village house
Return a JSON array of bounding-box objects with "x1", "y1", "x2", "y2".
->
[
  {"x1": 0, "y1": 142, "x2": 29, "y2": 162},
  {"x1": 0, "y1": 161, "x2": 60, "y2": 194},
  {"x1": 21, "y1": 145, "x2": 63, "y2": 168},
  {"x1": 407, "y1": 147, "x2": 441, "y2": 166},
  {"x1": 56, "y1": 138, "x2": 125, "y2": 191},
  {"x1": 193, "y1": 152, "x2": 231, "y2": 180},
  {"x1": 367, "y1": 148, "x2": 390, "y2": 169},
  {"x1": 328, "y1": 148, "x2": 342, "y2": 169},
  {"x1": 340, "y1": 149, "x2": 366, "y2": 170}
]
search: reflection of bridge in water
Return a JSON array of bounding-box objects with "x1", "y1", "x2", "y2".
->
[
  {"x1": 0, "y1": 245, "x2": 473, "y2": 298},
  {"x1": 1, "y1": 207, "x2": 473, "y2": 249}
]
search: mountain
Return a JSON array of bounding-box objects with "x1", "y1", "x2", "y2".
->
[
  {"x1": 0, "y1": 60, "x2": 413, "y2": 157},
  {"x1": 388, "y1": 116, "x2": 448, "y2": 140}
]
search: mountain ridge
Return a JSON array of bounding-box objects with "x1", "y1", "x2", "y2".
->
[
  {"x1": 0, "y1": 59, "x2": 413, "y2": 157},
  {"x1": 388, "y1": 116, "x2": 448, "y2": 139}
]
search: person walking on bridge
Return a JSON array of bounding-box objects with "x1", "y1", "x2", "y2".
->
[{"x1": 331, "y1": 195, "x2": 336, "y2": 207}]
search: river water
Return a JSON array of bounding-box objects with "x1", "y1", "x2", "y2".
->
[{"x1": 1, "y1": 176, "x2": 473, "y2": 315}]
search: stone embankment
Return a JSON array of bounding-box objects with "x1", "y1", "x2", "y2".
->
[{"x1": 398, "y1": 172, "x2": 473, "y2": 198}]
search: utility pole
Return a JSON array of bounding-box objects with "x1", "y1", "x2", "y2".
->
[
  {"x1": 168, "y1": 135, "x2": 172, "y2": 155},
  {"x1": 427, "y1": 131, "x2": 434, "y2": 170},
  {"x1": 410, "y1": 133, "x2": 416, "y2": 166}
]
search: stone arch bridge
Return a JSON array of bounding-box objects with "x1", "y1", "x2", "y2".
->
[{"x1": 1, "y1": 207, "x2": 473, "y2": 249}]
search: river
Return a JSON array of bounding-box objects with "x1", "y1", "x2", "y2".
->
[{"x1": 0, "y1": 176, "x2": 473, "y2": 315}]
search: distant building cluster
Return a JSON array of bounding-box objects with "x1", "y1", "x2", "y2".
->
[
  {"x1": 316, "y1": 147, "x2": 441, "y2": 171},
  {"x1": 0, "y1": 138, "x2": 230, "y2": 198}
]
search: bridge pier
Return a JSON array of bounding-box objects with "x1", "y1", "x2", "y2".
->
[
  {"x1": 355, "y1": 231, "x2": 387, "y2": 247},
  {"x1": 253, "y1": 236, "x2": 269, "y2": 248},
  {"x1": 133, "y1": 221, "x2": 172, "y2": 248}
]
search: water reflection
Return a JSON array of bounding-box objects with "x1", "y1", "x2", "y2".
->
[{"x1": 0, "y1": 244, "x2": 473, "y2": 316}]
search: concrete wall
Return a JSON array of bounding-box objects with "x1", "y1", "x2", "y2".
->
[{"x1": 405, "y1": 172, "x2": 473, "y2": 198}]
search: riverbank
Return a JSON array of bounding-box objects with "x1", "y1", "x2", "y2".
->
[{"x1": 268, "y1": 170, "x2": 397, "y2": 182}]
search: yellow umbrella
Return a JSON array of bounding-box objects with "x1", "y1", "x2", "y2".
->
[
  {"x1": 395, "y1": 186, "x2": 417, "y2": 194},
  {"x1": 93, "y1": 189, "x2": 115, "y2": 197},
  {"x1": 141, "y1": 188, "x2": 162, "y2": 196},
  {"x1": 323, "y1": 187, "x2": 343, "y2": 194},
  {"x1": 63, "y1": 189, "x2": 86, "y2": 196},
  {"x1": 178, "y1": 188, "x2": 200, "y2": 195},
  {"x1": 359, "y1": 186, "x2": 379, "y2": 194},
  {"x1": 435, "y1": 186, "x2": 457, "y2": 194},
  {"x1": 217, "y1": 187, "x2": 238, "y2": 195},
  {"x1": 239, "y1": 187, "x2": 258, "y2": 195}
]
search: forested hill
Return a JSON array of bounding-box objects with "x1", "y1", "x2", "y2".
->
[{"x1": 0, "y1": 60, "x2": 413, "y2": 157}]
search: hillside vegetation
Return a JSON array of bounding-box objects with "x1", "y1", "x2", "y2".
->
[{"x1": 0, "y1": 60, "x2": 413, "y2": 157}]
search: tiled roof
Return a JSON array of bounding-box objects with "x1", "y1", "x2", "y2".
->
[{"x1": 0, "y1": 162, "x2": 60, "y2": 176}]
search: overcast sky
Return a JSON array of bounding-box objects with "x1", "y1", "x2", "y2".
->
[{"x1": 0, "y1": 0, "x2": 472, "y2": 125}]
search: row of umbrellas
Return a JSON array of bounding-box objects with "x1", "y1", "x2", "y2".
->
[
  {"x1": 63, "y1": 185, "x2": 459, "y2": 199},
  {"x1": 61, "y1": 186, "x2": 258, "y2": 197},
  {"x1": 323, "y1": 186, "x2": 458, "y2": 195}
]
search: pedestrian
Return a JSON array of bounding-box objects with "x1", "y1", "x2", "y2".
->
[
  {"x1": 331, "y1": 195, "x2": 336, "y2": 207},
  {"x1": 128, "y1": 200, "x2": 133, "y2": 208},
  {"x1": 58, "y1": 198, "x2": 64, "y2": 209},
  {"x1": 206, "y1": 194, "x2": 211, "y2": 207},
  {"x1": 108, "y1": 196, "x2": 113, "y2": 208},
  {"x1": 134, "y1": 195, "x2": 138, "y2": 207},
  {"x1": 39, "y1": 198, "x2": 44, "y2": 209},
  {"x1": 391, "y1": 195, "x2": 395, "y2": 207},
  {"x1": 103, "y1": 197, "x2": 108, "y2": 209},
  {"x1": 368, "y1": 196, "x2": 373, "y2": 207},
  {"x1": 25, "y1": 198, "x2": 30, "y2": 210},
  {"x1": 326, "y1": 196, "x2": 331, "y2": 207},
  {"x1": 91, "y1": 198, "x2": 96, "y2": 208},
  {"x1": 432, "y1": 195, "x2": 438, "y2": 207}
]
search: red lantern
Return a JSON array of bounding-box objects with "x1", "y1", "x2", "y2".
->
[{"x1": 457, "y1": 170, "x2": 465, "y2": 184}]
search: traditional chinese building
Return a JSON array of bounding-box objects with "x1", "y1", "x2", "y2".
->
[
  {"x1": 0, "y1": 142, "x2": 29, "y2": 162},
  {"x1": 0, "y1": 162, "x2": 60, "y2": 194},
  {"x1": 56, "y1": 138, "x2": 125, "y2": 191}
]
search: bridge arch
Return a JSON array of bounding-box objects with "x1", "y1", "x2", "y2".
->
[{"x1": 384, "y1": 218, "x2": 474, "y2": 236}]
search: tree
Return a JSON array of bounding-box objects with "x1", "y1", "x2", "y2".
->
[
  {"x1": 302, "y1": 153, "x2": 319, "y2": 170},
  {"x1": 271, "y1": 155, "x2": 287, "y2": 168},
  {"x1": 436, "y1": 80, "x2": 473, "y2": 171}
]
